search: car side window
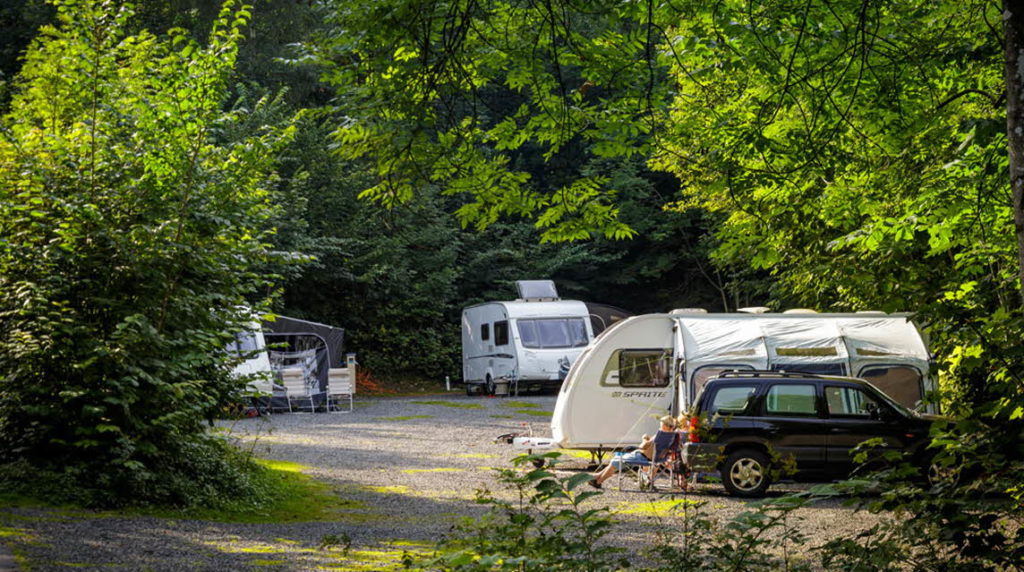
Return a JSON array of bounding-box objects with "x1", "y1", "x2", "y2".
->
[
  {"x1": 709, "y1": 385, "x2": 757, "y2": 414},
  {"x1": 764, "y1": 384, "x2": 818, "y2": 416},
  {"x1": 825, "y1": 386, "x2": 881, "y2": 418}
]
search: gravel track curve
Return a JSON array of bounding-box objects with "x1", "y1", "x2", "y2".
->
[{"x1": 0, "y1": 394, "x2": 883, "y2": 571}]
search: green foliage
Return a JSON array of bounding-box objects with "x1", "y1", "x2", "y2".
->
[
  {"x1": 653, "y1": 0, "x2": 1010, "y2": 313},
  {"x1": 307, "y1": 0, "x2": 675, "y2": 242},
  {"x1": 404, "y1": 452, "x2": 821, "y2": 570},
  {"x1": 404, "y1": 453, "x2": 628, "y2": 571},
  {"x1": 0, "y1": 0, "x2": 288, "y2": 506},
  {"x1": 646, "y1": 7, "x2": 1024, "y2": 558},
  {"x1": 820, "y1": 427, "x2": 1024, "y2": 571},
  {"x1": 649, "y1": 494, "x2": 815, "y2": 571},
  {"x1": 0, "y1": 434, "x2": 266, "y2": 509}
]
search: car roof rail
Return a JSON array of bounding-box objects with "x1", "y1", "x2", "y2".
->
[{"x1": 716, "y1": 370, "x2": 825, "y2": 379}]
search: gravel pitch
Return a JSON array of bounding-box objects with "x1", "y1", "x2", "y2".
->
[{"x1": 0, "y1": 394, "x2": 884, "y2": 570}]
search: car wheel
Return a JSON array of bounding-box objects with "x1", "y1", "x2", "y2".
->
[
  {"x1": 722, "y1": 449, "x2": 771, "y2": 497},
  {"x1": 924, "y1": 452, "x2": 961, "y2": 488}
]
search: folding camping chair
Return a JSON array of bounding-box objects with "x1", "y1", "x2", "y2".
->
[
  {"x1": 617, "y1": 430, "x2": 681, "y2": 492},
  {"x1": 272, "y1": 349, "x2": 323, "y2": 412},
  {"x1": 280, "y1": 367, "x2": 317, "y2": 412},
  {"x1": 327, "y1": 367, "x2": 354, "y2": 413}
]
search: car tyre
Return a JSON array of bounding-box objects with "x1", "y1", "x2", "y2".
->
[
  {"x1": 722, "y1": 449, "x2": 771, "y2": 497},
  {"x1": 923, "y1": 451, "x2": 962, "y2": 488}
]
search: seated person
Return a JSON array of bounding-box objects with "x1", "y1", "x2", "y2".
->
[{"x1": 588, "y1": 415, "x2": 678, "y2": 489}]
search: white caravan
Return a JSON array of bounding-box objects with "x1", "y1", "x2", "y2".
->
[
  {"x1": 548, "y1": 309, "x2": 935, "y2": 452},
  {"x1": 462, "y1": 281, "x2": 594, "y2": 395},
  {"x1": 229, "y1": 326, "x2": 273, "y2": 395}
]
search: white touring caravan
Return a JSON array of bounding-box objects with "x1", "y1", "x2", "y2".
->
[
  {"x1": 462, "y1": 280, "x2": 595, "y2": 395},
  {"x1": 546, "y1": 309, "x2": 936, "y2": 452},
  {"x1": 229, "y1": 325, "x2": 273, "y2": 395}
]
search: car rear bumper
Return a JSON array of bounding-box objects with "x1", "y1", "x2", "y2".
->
[{"x1": 682, "y1": 442, "x2": 723, "y2": 473}]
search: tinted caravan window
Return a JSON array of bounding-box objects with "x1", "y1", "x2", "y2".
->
[
  {"x1": 859, "y1": 366, "x2": 923, "y2": 409},
  {"x1": 517, "y1": 318, "x2": 588, "y2": 349},
  {"x1": 494, "y1": 321, "x2": 509, "y2": 346},
  {"x1": 619, "y1": 349, "x2": 671, "y2": 387}
]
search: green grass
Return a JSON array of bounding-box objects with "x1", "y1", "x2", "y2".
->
[
  {"x1": 136, "y1": 459, "x2": 364, "y2": 523},
  {"x1": 376, "y1": 415, "x2": 434, "y2": 421},
  {"x1": 501, "y1": 401, "x2": 540, "y2": 408},
  {"x1": 514, "y1": 409, "x2": 551, "y2": 417},
  {"x1": 410, "y1": 400, "x2": 484, "y2": 409},
  {"x1": 615, "y1": 498, "x2": 700, "y2": 516},
  {"x1": 556, "y1": 449, "x2": 594, "y2": 460}
]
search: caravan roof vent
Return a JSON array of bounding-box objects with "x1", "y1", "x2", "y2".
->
[
  {"x1": 783, "y1": 308, "x2": 818, "y2": 314},
  {"x1": 738, "y1": 306, "x2": 771, "y2": 314},
  {"x1": 670, "y1": 308, "x2": 708, "y2": 314},
  {"x1": 516, "y1": 280, "x2": 560, "y2": 301}
]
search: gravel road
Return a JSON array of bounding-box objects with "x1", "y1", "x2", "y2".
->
[{"x1": 0, "y1": 394, "x2": 884, "y2": 570}]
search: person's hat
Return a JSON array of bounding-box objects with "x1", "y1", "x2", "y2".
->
[{"x1": 659, "y1": 415, "x2": 678, "y2": 429}]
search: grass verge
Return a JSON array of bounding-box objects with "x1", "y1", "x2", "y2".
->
[{"x1": 0, "y1": 459, "x2": 357, "y2": 525}]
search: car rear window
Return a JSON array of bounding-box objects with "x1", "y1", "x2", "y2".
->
[{"x1": 708, "y1": 385, "x2": 757, "y2": 414}]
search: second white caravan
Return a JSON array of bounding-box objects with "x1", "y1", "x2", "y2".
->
[
  {"x1": 462, "y1": 280, "x2": 594, "y2": 395},
  {"x1": 549, "y1": 309, "x2": 936, "y2": 452}
]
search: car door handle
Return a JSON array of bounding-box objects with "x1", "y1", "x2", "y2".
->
[{"x1": 830, "y1": 428, "x2": 850, "y2": 433}]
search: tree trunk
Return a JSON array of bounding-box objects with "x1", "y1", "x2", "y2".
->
[{"x1": 1004, "y1": 0, "x2": 1024, "y2": 305}]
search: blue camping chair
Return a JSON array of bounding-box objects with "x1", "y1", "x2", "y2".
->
[{"x1": 616, "y1": 430, "x2": 681, "y2": 491}]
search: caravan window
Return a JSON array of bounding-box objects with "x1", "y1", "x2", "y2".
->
[
  {"x1": 517, "y1": 318, "x2": 588, "y2": 349},
  {"x1": 770, "y1": 362, "x2": 847, "y2": 376},
  {"x1": 619, "y1": 349, "x2": 671, "y2": 387},
  {"x1": 494, "y1": 321, "x2": 509, "y2": 346},
  {"x1": 481, "y1": 324, "x2": 490, "y2": 341},
  {"x1": 229, "y1": 331, "x2": 259, "y2": 357},
  {"x1": 859, "y1": 365, "x2": 923, "y2": 409}
]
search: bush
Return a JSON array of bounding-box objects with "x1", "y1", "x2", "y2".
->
[
  {"x1": 0, "y1": 434, "x2": 267, "y2": 510},
  {"x1": 403, "y1": 453, "x2": 818, "y2": 571},
  {"x1": 0, "y1": 0, "x2": 287, "y2": 506}
]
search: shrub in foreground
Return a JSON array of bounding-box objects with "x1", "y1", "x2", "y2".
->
[{"x1": 0, "y1": 0, "x2": 286, "y2": 507}]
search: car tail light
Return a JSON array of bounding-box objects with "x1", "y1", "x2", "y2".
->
[{"x1": 687, "y1": 416, "x2": 700, "y2": 443}]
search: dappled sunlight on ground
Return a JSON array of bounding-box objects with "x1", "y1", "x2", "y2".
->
[{"x1": 1, "y1": 394, "x2": 884, "y2": 569}]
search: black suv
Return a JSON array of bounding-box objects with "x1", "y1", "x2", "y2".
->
[{"x1": 681, "y1": 371, "x2": 939, "y2": 497}]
